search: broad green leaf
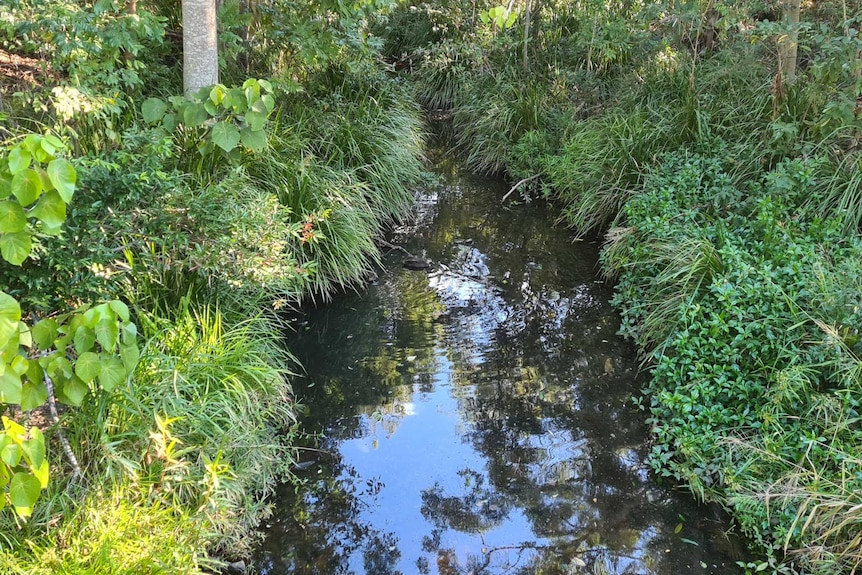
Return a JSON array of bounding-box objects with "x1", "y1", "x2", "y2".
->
[
  {"x1": 20, "y1": 135, "x2": 41, "y2": 154},
  {"x1": 97, "y1": 357, "x2": 126, "y2": 392},
  {"x1": 0, "y1": 371, "x2": 22, "y2": 404},
  {"x1": 32, "y1": 189, "x2": 67, "y2": 229},
  {"x1": 120, "y1": 342, "x2": 140, "y2": 372},
  {"x1": 0, "y1": 459, "x2": 8, "y2": 489},
  {"x1": 47, "y1": 159, "x2": 76, "y2": 203},
  {"x1": 19, "y1": 427, "x2": 45, "y2": 469},
  {"x1": 47, "y1": 356, "x2": 74, "y2": 380},
  {"x1": 0, "y1": 200, "x2": 26, "y2": 233},
  {"x1": 0, "y1": 173, "x2": 11, "y2": 199},
  {"x1": 95, "y1": 318, "x2": 119, "y2": 351},
  {"x1": 0, "y1": 292, "x2": 22, "y2": 346},
  {"x1": 258, "y1": 78, "x2": 273, "y2": 92},
  {"x1": 25, "y1": 360, "x2": 43, "y2": 389},
  {"x1": 31, "y1": 318, "x2": 58, "y2": 349},
  {"x1": 109, "y1": 301, "x2": 130, "y2": 322},
  {"x1": 74, "y1": 326, "x2": 96, "y2": 354},
  {"x1": 121, "y1": 322, "x2": 137, "y2": 345},
  {"x1": 32, "y1": 458, "x2": 49, "y2": 488},
  {"x1": 209, "y1": 85, "x2": 225, "y2": 105},
  {"x1": 183, "y1": 102, "x2": 209, "y2": 127},
  {"x1": 141, "y1": 98, "x2": 168, "y2": 124},
  {"x1": 7, "y1": 147, "x2": 31, "y2": 174},
  {"x1": 160, "y1": 112, "x2": 177, "y2": 132},
  {"x1": 211, "y1": 122, "x2": 241, "y2": 153},
  {"x1": 0, "y1": 230, "x2": 32, "y2": 265},
  {"x1": 17, "y1": 321, "x2": 31, "y2": 348},
  {"x1": 11, "y1": 169, "x2": 43, "y2": 206},
  {"x1": 245, "y1": 109, "x2": 268, "y2": 132},
  {"x1": 0, "y1": 437, "x2": 22, "y2": 468},
  {"x1": 20, "y1": 380, "x2": 48, "y2": 411},
  {"x1": 40, "y1": 134, "x2": 63, "y2": 156},
  {"x1": 10, "y1": 472, "x2": 41, "y2": 516},
  {"x1": 59, "y1": 376, "x2": 88, "y2": 406},
  {"x1": 240, "y1": 126, "x2": 267, "y2": 152},
  {"x1": 74, "y1": 351, "x2": 101, "y2": 383},
  {"x1": 10, "y1": 355, "x2": 28, "y2": 376},
  {"x1": 261, "y1": 94, "x2": 275, "y2": 114}
]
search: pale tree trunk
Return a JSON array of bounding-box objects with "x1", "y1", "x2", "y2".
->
[
  {"x1": 777, "y1": 0, "x2": 801, "y2": 84},
  {"x1": 183, "y1": 0, "x2": 219, "y2": 96}
]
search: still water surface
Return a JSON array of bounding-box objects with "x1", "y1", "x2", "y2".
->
[{"x1": 254, "y1": 158, "x2": 743, "y2": 574}]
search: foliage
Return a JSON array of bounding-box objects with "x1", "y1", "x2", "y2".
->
[
  {"x1": 141, "y1": 78, "x2": 276, "y2": 170},
  {"x1": 0, "y1": 135, "x2": 138, "y2": 517},
  {"x1": 606, "y1": 151, "x2": 862, "y2": 573}
]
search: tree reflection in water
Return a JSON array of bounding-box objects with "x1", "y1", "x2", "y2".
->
[{"x1": 254, "y1": 159, "x2": 744, "y2": 575}]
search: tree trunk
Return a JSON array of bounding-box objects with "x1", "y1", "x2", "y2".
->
[
  {"x1": 522, "y1": 0, "x2": 532, "y2": 72},
  {"x1": 183, "y1": 0, "x2": 219, "y2": 96},
  {"x1": 777, "y1": 0, "x2": 801, "y2": 84}
]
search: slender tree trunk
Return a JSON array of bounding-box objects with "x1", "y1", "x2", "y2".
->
[
  {"x1": 777, "y1": 0, "x2": 801, "y2": 84},
  {"x1": 183, "y1": 0, "x2": 219, "y2": 96},
  {"x1": 522, "y1": 0, "x2": 532, "y2": 72}
]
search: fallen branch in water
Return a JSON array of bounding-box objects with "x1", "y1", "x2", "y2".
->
[{"x1": 501, "y1": 174, "x2": 540, "y2": 203}]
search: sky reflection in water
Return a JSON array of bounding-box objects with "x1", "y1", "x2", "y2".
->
[{"x1": 254, "y1": 160, "x2": 744, "y2": 575}]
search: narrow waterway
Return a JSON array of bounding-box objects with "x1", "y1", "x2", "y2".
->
[{"x1": 254, "y1": 156, "x2": 743, "y2": 574}]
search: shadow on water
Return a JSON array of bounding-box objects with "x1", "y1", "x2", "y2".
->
[{"x1": 254, "y1": 155, "x2": 746, "y2": 574}]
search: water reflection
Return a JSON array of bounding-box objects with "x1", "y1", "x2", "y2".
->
[{"x1": 255, "y1": 160, "x2": 743, "y2": 574}]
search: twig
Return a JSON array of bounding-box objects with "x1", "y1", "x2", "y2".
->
[
  {"x1": 376, "y1": 237, "x2": 416, "y2": 258},
  {"x1": 501, "y1": 174, "x2": 540, "y2": 203},
  {"x1": 43, "y1": 372, "x2": 82, "y2": 482}
]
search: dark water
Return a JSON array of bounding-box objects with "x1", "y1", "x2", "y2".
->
[{"x1": 254, "y1": 158, "x2": 744, "y2": 574}]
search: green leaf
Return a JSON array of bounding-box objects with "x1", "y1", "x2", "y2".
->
[
  {"x1": 209, "y1": 85, "x2": 226, "y2": 105},
  {"x1": 10, "y1": 355, "x2": 27, "y2": 376},
  {"x1": 11, "y1": 169, "x2": 42, "y2": 206},
  {"x1": 240, "y1": 126, "x2": 267, "y2": 152},
  {"x1": 47, "y1": 159, "x2": 76, "y2": 203},
  {"x1": 0, "y1": 173, "x2": 12, "y2": 199},
  {"x1": 32, "y1": 458, "x2": 49, "y2": 488},
  {"x1": 95, "y1": 318, "x2": 119, "y2": 351},
  {"x1": 141, "y1": 98, "x2": 168, "y2": 124},
  {"x1": 162, "y1": 112, "x2": 178, "y2": 132},
  {"x1": 19, "y1": 427, "x2": 45, "y2": 470},
  {"x1": 121, "y1": 321, "x2": 137, "y2": 345},
  {"x1": 31, "y1": 318, "x2": 58, "y2": 349},
  {"x1": 20, "y1": 380, "x2": 47, "y2": 411},
  {"x1": 245, "y1": 109, "x2": 268, "y2": 132},
  {"x1": 74, "y1": 326, "x2": 96, "y2": 355},
  {"x1": 31, "y1": 190, "x2": 67, "y2": 228},
  {"x1": 211, "y1": 121, "x2": 241, "y2": 153},
  {"x1": 7, "y1": 147, "x2": 32, "y2": 174},
  {"x1": 0, "y1": 459, "x2": 8, "y2": 489},
  {"x1": 109, "y1": 301, "x2": 130, "y2": 322},
  {"x1": 120, "y1": 342, "x2": 140, "y2": 372},
  {"x1": 59, "y1": 376, "x2": 88, "y2": 406},
  {"x1": 10, "y1": 472, "x2": 41, "y2": 516},
  {"x1": 0, "y1": 292, "x2": 22, "y2": 346},
  {"x1": 183, "y1": 102, "x2": 209, "y2": 127},
  {"x1": 0, "y1": 200, "x2": 27, "y2": 233},
  {"x1": 74, "y1": 351, "x2": 101, "y2": 383},
  {"x1": 97, "y1": 357, "x2": 126, "y2": 392},
  {"x1": 0, "y1": 435, "x2": 22, "y2": 467},
  {"x1": 0, "y1": 371, "x2": 22, "y2": 404},
  {"x1": 40, "y1": 134, "x2": 63, "y2": 157},
  {"x1": 0, "y1": 230, "x2": 32, "y2": 265}
]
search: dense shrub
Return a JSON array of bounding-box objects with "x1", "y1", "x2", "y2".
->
[{"x1": 605, "y1": 151, "x2": 862, "y2": 573}]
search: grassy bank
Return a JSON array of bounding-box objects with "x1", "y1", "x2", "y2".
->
[
  {"x1": 375, "y1": 1, "x2": 862, "y2": 572},
  {"x1": 0, "y1": 0, "x2": 425, "y2": 572}
]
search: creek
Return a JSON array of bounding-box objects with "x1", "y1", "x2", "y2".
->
[{"x1": 253, "y1": 154, "x2": 744, "y2": 574}]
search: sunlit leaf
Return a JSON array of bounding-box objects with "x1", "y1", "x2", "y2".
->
[
  {"x1": 10, "y1": 472, "x2": 41, "y2": 516},
  {"x1": 47, "y1": 158, "x2": 76, "y2": 203},
  {"x1": 0, "y1": 230, "x2": 32, "y2": 265}
]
